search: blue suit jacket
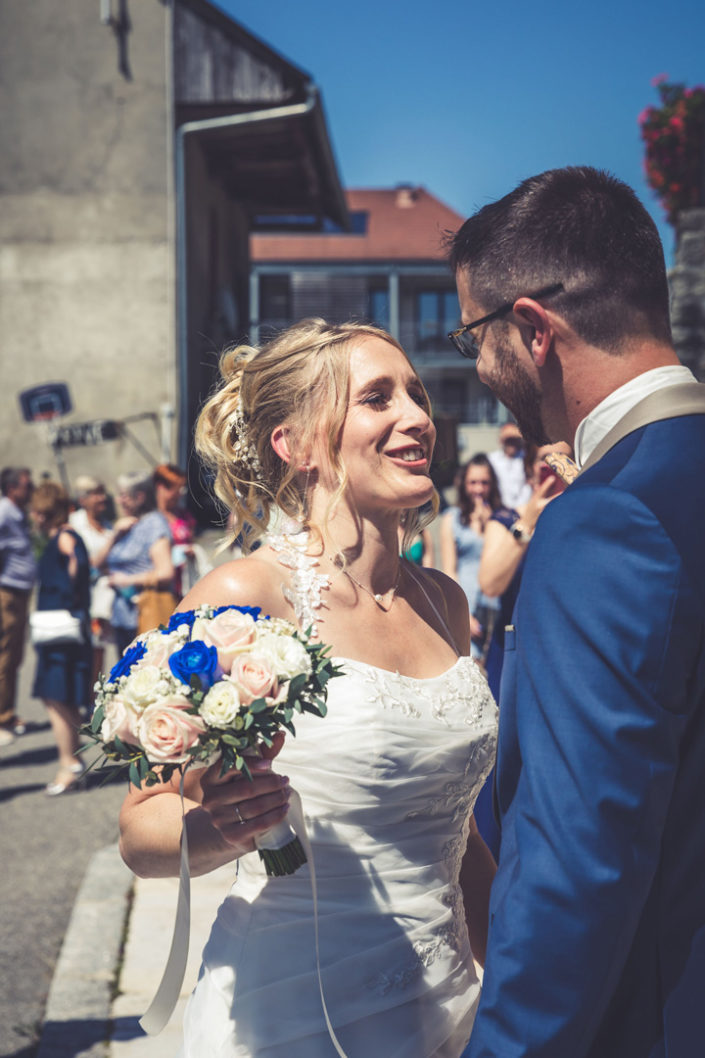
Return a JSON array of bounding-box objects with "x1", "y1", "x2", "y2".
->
[{"x1": 467, "y1": 416, "x2": 705, "y2": 1058}]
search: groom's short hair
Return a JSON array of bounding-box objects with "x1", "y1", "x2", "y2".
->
[{"x1": 448, "y1": 166, "x2": 672, "y2": 352}]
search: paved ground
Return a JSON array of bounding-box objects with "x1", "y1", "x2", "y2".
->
[
  {"x1": 0, "y1": 650, "x2": 125, "y2": 1058},
  {"x1": 0, "y1": 530, "x2": 234, "y2": 1058}
]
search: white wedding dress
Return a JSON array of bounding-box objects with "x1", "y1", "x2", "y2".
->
[{"x1": 181, "y1": 542, "x2": 498, "y2": 1058}]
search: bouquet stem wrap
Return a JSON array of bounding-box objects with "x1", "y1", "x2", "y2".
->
[{"x1": 255, "y1": 819, "x2": 308, "y2": 876}]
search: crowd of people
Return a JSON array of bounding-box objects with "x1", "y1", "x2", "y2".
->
[{"x1": 0, "y1": 462, "x2": 206, "y2": 793}]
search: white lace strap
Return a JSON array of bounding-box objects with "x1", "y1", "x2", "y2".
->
[
  {"x1": 268, "y1": 526, "x2": 330, "y2": 636},
  {"x1": 404, "y1": 563, "x2": 462, "y2": 657}
]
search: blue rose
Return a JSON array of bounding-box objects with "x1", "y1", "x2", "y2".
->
[
  {"x1": 212, "y1": 604, "x2": 264, "y2": 621},
  {"x1": 167, "y1": 610, "x2": 197, "y2": 633},
  {"x1": 109, "y1": 640, "x2": 147, "y2": 682},
  {"x1": 169, "y1": 641, "x2": 219, "y2": 690}
]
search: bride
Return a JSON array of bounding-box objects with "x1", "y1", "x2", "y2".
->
[{"x1": 118, "y1": 318, "x2": 498, "y2": 1057}]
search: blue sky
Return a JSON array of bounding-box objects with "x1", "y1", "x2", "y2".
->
[{"x1": 215, "y1": 0, "x2": 703, "y2": 265}]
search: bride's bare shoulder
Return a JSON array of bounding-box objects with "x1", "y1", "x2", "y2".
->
[{"x1": 176, "y1": 547, "x2": 288, "y2": 618}]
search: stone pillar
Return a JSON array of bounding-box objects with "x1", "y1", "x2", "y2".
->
[{"x1": 669, "y1": 208, "x2": 705, "y2": 379}]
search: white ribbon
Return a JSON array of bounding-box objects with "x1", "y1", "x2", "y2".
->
[
  {"x1": 139, "y1": 771, "x2": 191, "y2": 1035},
  {"x1": 139, "y1": 783, "x2": 350, "y2": 1057},
  {"x1": 287, "y1": 789, "x2": 349, "y2": 1058}
]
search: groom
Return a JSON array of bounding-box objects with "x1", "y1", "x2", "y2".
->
[{"x1": 449, "y1": 167, "x2": 705, "y2": 1057}]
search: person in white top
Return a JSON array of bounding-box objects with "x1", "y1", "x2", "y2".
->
[
  {"x1": 69, "y1": 475, "x2": 114, "y2": 680},
  {"x1": 487, "y1": 422, "x2": 531, "y2": 508}
]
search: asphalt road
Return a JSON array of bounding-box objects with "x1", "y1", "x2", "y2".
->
[{"x1": 0, "y1": 642, "x2": 126, "y2": 1058}]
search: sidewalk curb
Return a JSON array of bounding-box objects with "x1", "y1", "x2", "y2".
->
[{"x1": 36, "y1": 844, "x2": 134, "y2": 1058}]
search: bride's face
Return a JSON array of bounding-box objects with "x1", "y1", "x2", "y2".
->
[{"x1": 318, "y1": 337, "x2": 436, "y2": 515}]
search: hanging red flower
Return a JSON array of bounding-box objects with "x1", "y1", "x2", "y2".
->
[{"x1": 639, "y1": 78, "x2": 705, "y2": 225}]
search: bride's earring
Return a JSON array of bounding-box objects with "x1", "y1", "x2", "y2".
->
[{"x1": 298, "y1": 464, "x2": 312, "y2": 526}]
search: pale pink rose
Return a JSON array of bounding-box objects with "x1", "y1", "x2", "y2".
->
[
  {"x1": 137, "y1": 696, "x2": 205, "y2": 763},
  {"x1": 100, "y1": 695, "x2": 140, "y2": 746},
  {"x1": 193, "y1": 610, "x2": 258, "y2": 671},
  {"x1": 229, "y1": 653, "x2": 278, "y2": 705},
  {"x1": 134, "y1": 629, "x2": 187, "y2": 670}
]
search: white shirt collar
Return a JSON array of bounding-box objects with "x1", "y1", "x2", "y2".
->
[{"x1": 573, "y1": 365, "x2": 697, "y2": 468}]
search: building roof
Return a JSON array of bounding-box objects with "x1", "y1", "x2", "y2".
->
[
  {"x1": 176, "y1": 0, "x2": 349, "y2": 231},
  {"x1": 251, "y1": 186, "x2": 466, "y2": 262}
]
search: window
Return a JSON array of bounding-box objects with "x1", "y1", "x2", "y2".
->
[
  {"x1": 368, "y1": 288, "x2": 390, "y2": 329},
  {"x1": 321, "y1": 211, "x2": 369, "y2": 235},
  {"x1": 259, "y1": 275, "x2": 291, "y2": 332},
  {"x1": 416, "y1": 291, "x2": 459, "y2": 348}
]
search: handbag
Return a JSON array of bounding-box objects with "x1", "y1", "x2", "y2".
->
[
  {"x1": 30, "y1": 609, "x2": 84, "y2": 646},
  {"x1": 136, "y1": 588, "x2": 178, "y2": 634},
  {"x1": 91, "y1": 574, "x2": 116, "y2": 622}
]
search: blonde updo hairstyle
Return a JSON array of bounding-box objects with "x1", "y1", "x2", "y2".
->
[{"x1": 196, "y1": 318, "x2": 438, "y2": 551}]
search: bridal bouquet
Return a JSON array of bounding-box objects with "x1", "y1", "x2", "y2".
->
[{"x1": 84, "y1": 604, "x2": 340, "y2": 875}]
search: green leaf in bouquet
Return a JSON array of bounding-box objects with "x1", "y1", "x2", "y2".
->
[
  {"x1": 145, "y1": 770, "x2": 160, "y2": 786},
  {"x1": 243, "y1": 712, "x2": 254, "y2": 729},
  {"x1": 138, "y1": 756, "x2": 150, "y2": 780},
  {"x1": 248, "y1": 699, "x2": 268, "y2": 714},
  {"x1": 283, "y1": 707, "x2": 293, "y2": 722},
  {"x1": 113, "y1": 735, "x2": 132, "y2": 759},
  {"x1": 282, "y1": 719, "x2": 296, "y2": 735},
  {"x1": 128, "y1": 760, "x2": 142, "y2": 788},
  {"x1": 90, "y1": 705, "x2": 105, "y2": 733},
  {"x1": 288, "y1": 673, "x2": 308, "y2": 697},
  {"x1": 190, "y1": 674, "x2": 202, "y2": 693},
  {"x1": 259, "y1": 733, "x2": 273, "y2": 747},
  {"x1": 221, "y1": 734, "x2": 243, "y2": 747}
]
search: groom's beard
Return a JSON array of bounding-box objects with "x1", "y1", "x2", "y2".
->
[{"x1": 484, "y1": 335, "x2": 550, "y2": 447}]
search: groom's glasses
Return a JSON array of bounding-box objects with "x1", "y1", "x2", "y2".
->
[{"x1": 447, "y1": 282, "x2": 564, "y2": 359}]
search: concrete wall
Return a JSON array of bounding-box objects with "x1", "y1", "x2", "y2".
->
[
  {"x1": 0, "y1": 0, "x2": 175, "y2": 488},
  {"x1": 670, "y1": 208, "x2": 705, "y2": 379}
]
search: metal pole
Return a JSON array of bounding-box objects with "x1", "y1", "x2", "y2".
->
[{"x1": 388, "y1": 271, "x2": 400, "y2": 340}]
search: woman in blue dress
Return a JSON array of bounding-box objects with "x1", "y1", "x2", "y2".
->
[
  {"x1": 93, "y1": 471, "x2": 175, "y2": 652},
  {"x1": 31, "y1": 482, "x2": 92, "y2": 795},
  {"x1": 440, "y1": 454, "x2": 501, "y2": 661}
]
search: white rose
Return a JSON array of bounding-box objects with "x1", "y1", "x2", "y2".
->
[
  {"x1": 256, "y1": 631, "x2": 312, "y2": 681},
  {"x1": 199, "y1": 680, "x2": 242, "y2": 727},
  {"x1": 121, "y1": 665, "x2": 171, "y2": 710}
]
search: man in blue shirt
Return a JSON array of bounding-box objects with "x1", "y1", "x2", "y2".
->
[{"x1": 0, "y1": 467, "x2": 36, "y2": 745}]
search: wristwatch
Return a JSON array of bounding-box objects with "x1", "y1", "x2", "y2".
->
[{"x1": 509, "y1": 519, "x2": 533, "y2": 544}]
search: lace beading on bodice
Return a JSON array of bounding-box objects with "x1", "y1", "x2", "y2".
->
[{"x1": 267, "y1": 526, "x2": 329, "y2": 635}]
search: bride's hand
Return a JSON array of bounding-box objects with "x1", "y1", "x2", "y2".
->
[{"x1": 200, "y1": 732, "x2": 290, "y2": 850}]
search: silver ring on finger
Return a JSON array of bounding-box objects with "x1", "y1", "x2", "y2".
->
[{"x1": 233, "y1": 803, "x2": 245, "y2": 824}]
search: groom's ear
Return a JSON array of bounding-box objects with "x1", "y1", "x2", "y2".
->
[{"x1": 513, "y1": 298, "x2": 554, "y2": 367}]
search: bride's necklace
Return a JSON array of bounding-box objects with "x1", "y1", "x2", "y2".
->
[{"x1": 327, "y1": 553, "x2": 401, "y2": 612}]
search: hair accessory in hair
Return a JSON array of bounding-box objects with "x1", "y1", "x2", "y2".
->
[{"x1": 231, "y1": 397, "x2": 262, "y2": 476}]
